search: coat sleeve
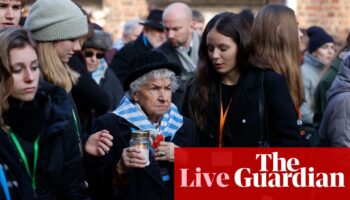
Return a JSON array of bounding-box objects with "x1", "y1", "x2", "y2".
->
[
  {"x1": 69, "y1": 54, "x2": 111, "y2": 114},
  {"x1": 174, "y1": 117, "x2": 199, "y2": 147},
  {"x1": 323, "y1": 97, "x2": 350, "y2": 147},
  {"x1": 301, "y1": 69, "x2": 314, "y2": 125},
  {"x1": 86, "y1": 116, "x2": 125, "y2": 200},
  {"x1": 57, "y1": 117, "x2": 90, "y2": 200},
  {"x1": 264, "y1": 72, "x2": 304, "y2": 146}
]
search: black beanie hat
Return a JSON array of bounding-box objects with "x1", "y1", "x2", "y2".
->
[{"x1": 307, "y1": 26, "x2": 334, "y2": 53}]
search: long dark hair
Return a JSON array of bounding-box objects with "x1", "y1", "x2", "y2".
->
[{"x1": 188, "y1": 12, "x2": 267, "y2": 130}]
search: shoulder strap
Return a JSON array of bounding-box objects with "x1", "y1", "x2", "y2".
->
[{"x1": 258, "y1": 71, "x2": 270, "y2": 147}]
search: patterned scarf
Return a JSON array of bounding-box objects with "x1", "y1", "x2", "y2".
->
[
  {"x1": 113, "y1": 96, "x2": 183, "y2": 140},
  {"x1": 91, "y1": 58, "x2": 108, "y2": 84}
]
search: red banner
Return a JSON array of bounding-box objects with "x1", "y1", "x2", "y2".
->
[{"x1": 174, "y1": 148, "x2": 350, "y2": 200}]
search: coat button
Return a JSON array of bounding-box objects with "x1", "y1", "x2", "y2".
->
[{"x1": 242, "y1": 119, "x2": 246, "y2": 123}]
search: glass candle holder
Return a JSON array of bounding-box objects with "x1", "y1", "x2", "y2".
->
[{"x1": 130, "y1": 130, "x2": 150, "y2": 166}]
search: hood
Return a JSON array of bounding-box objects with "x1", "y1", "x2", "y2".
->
[{"x1": 327, "y1": 54, "x2": 350, "y2": 101}]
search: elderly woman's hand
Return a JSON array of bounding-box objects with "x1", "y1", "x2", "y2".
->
[
  {"x1": 117, "y1": 147, "x2": 149, "y2": 174},
  {"x1": 154, "y1": 141, "x2": 178, "y2": 162},
  {"x1": 85, "y1": 130, "x2": 113, "y2": 156}
]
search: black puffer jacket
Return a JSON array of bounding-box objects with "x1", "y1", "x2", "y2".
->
[{"x1": 1, "y1": 81, "x2": 89, "y2": 199}]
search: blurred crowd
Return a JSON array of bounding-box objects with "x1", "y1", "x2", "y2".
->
[{"x1": 0, "y1": 0, "x2": 349, "y2": 199}]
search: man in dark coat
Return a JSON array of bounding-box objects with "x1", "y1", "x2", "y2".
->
[
  {"x1": 110, "y1": 9, "x2": 166, "y2": 83},
  {"x1": 155, "y1": 2, "x2": 201, "y2": 111}
]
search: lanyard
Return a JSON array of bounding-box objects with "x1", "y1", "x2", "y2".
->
[
  {"x1": 0, "y1": 165, "x2": 11, "y2": 200},
  {"x1": 219, "y1": 85, "x2": 232, "y2": 147},
  {"x1": 72, "y1": 109, "x2": 80, "y2": 137},
  {"x1": 9, "y1": 131, "x2": 39, "y2": 190}
]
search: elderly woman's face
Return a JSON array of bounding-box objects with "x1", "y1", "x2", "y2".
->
[
  {"x1": 83, "y1": 48, "x2": 104, "y2": 72},
  {"x1": 132, "y1": 77, "x2": 172, "y2": 122}
]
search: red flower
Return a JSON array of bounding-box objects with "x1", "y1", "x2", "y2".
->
[{"x1": 152, "y1": 134, "x2": 164, "y2": 149}]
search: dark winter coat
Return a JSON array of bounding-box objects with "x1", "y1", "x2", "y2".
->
[
  {"x1": 313, "y1": 57, "x2": 341, "y2": 129},
  {"x1": 154, "y1": 41, "x2": 183, "y2": 72},
  {"x1": 86, "y1": 113, "x2": 198, "y2": 200},
  {"x1": 99, "y1": 68, "x2": 124, "y2": 110},
  {"x1": 69, "y1": 53, "x2": 111, "y2": 133},
  {"x1": 1, "y1": 81, "x2": 89, "y2": 199},
  {"x1": 183, "y1": 69, "x2": 303, "y2": 147},
  {"x1": 319, "y1": 55, "x2": 350, "y2": 146}
]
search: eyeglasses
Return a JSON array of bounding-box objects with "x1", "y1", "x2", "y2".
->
[{"x1": 84, "y1": 51, "x2": 104, "y2": 59}]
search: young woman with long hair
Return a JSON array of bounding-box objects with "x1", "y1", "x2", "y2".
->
[{"x1": 183, "y1": 12, "x2": 303, "y2": 147}]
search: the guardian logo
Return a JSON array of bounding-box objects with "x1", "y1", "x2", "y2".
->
[{"x1": 180, "y1": 152, "x2": 345, "y2": 188}]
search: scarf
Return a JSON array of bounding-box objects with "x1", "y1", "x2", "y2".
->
[
  {"x1": 113, "y1": 96, "x2": 183, "y2": 140},
  {"x1": 91, "y1": 58, "x2": 108, "y2": 84},
  {"x1": 176, "y1": 32, "x2": 200, "y2": 72}
]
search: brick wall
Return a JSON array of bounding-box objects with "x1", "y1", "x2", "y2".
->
[
  {"x1": 297, "y1": 0, "x2": 350, "y2": 45},
  {"x1": 101, "y1": 0, "x2": 264, "y2": 41},
  {"x1": 24, "y1": 0, "x2": 350, "y2": 45},
  {"x1": 102, "y1": 0, "x2": 149, "y2": 41}
]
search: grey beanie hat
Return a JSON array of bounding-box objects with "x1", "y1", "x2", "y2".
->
[
  {"x1": 83, "y1": 30, "x2": 113, "y2": 51},
  {"x1": 24, "y1": 0, "x2": 88, "y2": 42}
]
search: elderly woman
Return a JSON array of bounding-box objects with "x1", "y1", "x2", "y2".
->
[
  {"x1": 82, "y1": 29, "x2": 123, "y2": 108},
  {"x1": 80, "y1": 29, "x2": 124, "y2": 132},
  {"x1": 86, "y1": 51, "x2": 198, "y2": 200}
]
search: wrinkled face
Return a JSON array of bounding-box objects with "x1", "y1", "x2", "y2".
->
[
  {"x1": 144, "y1": 27, "x2": 166, "y2": 48},
  {"x1": 0, "y1": 0, "x2": 21, "y2": 28},
  {"x1": 132, "y1": 77, "x2": 172, "y2": 122},
  {"x1": 83, "y1": 48, "x2": 104, "y2": 72},
  {"x1": 207, "y1": 29, "x2": 238, "y2": 76},
  {"x1": 10, "y1": 44, "x2": 40, "y2": 101},
  {"x1": 313, "y1": 42, "x2": 335, "y2": 66},
  {"x1": 54, "y1": 38, "x2": 81, "y2": 63},
  {"x1": 163, "y1": 13, "x2": 193, "y2": 48}
]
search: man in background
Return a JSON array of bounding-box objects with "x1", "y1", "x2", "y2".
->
[
  {"x1": 156, "y1": 2, "x2": 200, "y2": 110},
  {"x1": 110, "y1": 9, "x2": 166, "y2": 82},
  {"x1": 0, "y1": 0, "x2": 23, "y2": 28},
  {"x1": 192, "y1": 9, "x2": 205, "y2": 37}
]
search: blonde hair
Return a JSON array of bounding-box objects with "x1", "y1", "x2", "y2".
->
[
  {"x1": 253, "y1": 5, "x2": 304, "y2": 107},
  {"x1": 37, "y1": 42, "x2": 79, "y2": 92}
]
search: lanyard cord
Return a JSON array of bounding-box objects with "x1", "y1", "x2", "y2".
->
[
  {"x1": 9, "y1": 131, "x2": 39, "y2": 190},
  {"x1": 0, "y1": 165, "x2": 11, "y2": 200},
  {"x1": 72, "y1": 109, "x2": 80, "y2": 137},
  {"x1": 219, "y1": 85, "x2": 232, "y2": 147}
]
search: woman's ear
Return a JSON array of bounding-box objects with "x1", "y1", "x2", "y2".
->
[{"x1": 132, "y1": 92, "x2": 139, "y2": 102}]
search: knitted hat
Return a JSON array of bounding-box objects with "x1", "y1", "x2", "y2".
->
[
  {"x1": 83, "y1": 30, "x2": 113, "y2": 51},
  {"x1": 307, "y1": 26, "x2": 334, "y2": 53},
  {"x1": 24, "y1": 0, "x2": 88, "y2": 42},
  {"x1": 140, "y1": 9, "x2": 164, "y2": 31},
  {"x1": 123, "y1": 51, "x2": 182, "y2": 90}
]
